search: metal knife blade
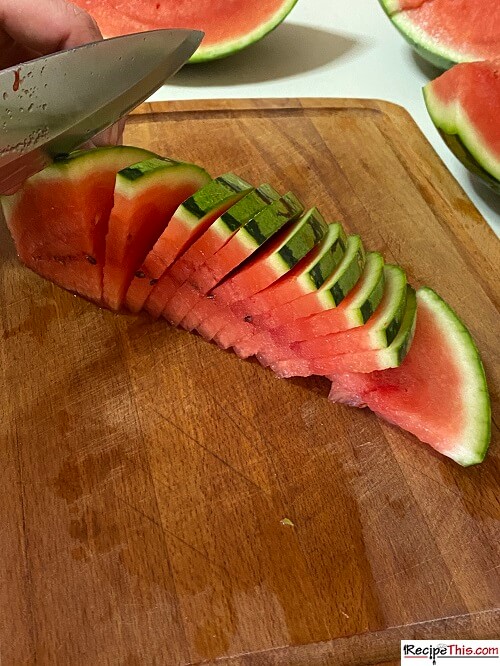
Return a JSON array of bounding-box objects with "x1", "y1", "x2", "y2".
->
[{"x1": 0, "y1": 29, "x2": 203, "y2": 193}]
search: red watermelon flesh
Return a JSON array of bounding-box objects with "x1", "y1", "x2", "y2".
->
[
  {"x1": 75, "y1": 0, "x2": 298, "y2": 62},
  {"x1": 382, "y1": 0, "x2": 500, "y2": 68},
  {"x1": 196, "y1": 208, "x2": 328, "y2": 342},
  {"x1": 102, "y1": 158, "x2": 211, "y2": 311},
  {"x1": 328, "y1": 287, "x2": 491, "y2": 466},
  {"x1": 125, "y1": 174, "x2": 254, "y2": 315},
  {"x1": 2, "y1": 146, "x2": 153, "y2": 304},
  {"x1": 148, "y1": 185, "x2": 279, "y2": 322}
]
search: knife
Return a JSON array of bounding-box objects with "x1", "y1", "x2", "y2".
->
[{"x1": 0, "y1": 29, "x2": 203, "y2": 194}]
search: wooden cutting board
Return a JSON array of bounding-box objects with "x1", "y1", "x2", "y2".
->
[{"x1": 1, "y1": 99, "x2": 499, "y2": 666}]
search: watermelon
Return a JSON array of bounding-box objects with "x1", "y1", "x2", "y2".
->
[
  {"x1": 178, "y1": 192, "x2": 304, "y2": 332},
  {"x1": 379, "y1": 0, "x2": 500, "y2": 70},
  {"x1": 197, "y1": 207, "x2": 328, "y2": 342},
  {"x1": 329, "y1": 288, "x2": 491, "y2": 466},
  {"x1": 143, "y1": 184, "x2": 280, "y2": 321},
  {"x1": 103, "y1": 157, "x2": 211, "y2": 310},
  {"x1": 271, "y1": 285, "x2": 417, "y2": 378},
  {"x1": 76, "y1": 0, "x2": 298, "y2": 62},
  {"x1": 423, "y1": 59, "x2": 500, "y2": 192},
  {"x1": 1, "y1": 146, "x2": 154, "y2": 304},
  {"x1": 217, "y1": 222, "x2": 347, "y2": 354},
  {"x1": 127, "y1": 174, "x2": 252, "y2": 315}
]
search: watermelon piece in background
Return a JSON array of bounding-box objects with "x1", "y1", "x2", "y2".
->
[
  {"x1": 329, "y1": 288, "x2": 491, "y2": 466},
  {"x1": 379, "y1": 0, "x2": 500, "y2": 69},
  {"x1": 178, "y1": 191, "x2": 304, "y2": 331},
  {"x1": 75, "y1": 0, "x2": 298, "y2": 62},
  {"x1": 197, "y1": 207, "x2": 328, "y2": 342},
  {"x1": 2, "y1": 145, "x2": 154, "y2": 304},
  {"x1": 146, "y1": 184, "x2": 280, "y2": 320},
  {"x1": 126, "y1": 173, "x2": 250, "y2": 314},
  {"x1": 102, "y1": 157, "x2": 211, "y2": 311},
  {"x1": 423, "y1": 59, "x2": 500, "y2": 193}
]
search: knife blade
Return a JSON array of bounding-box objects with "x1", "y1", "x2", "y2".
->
[{"x1": 0, "y1": 29, "x2": 203, "y2": 193}]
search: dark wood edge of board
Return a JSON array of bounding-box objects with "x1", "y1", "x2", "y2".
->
[{"x1": 191, "y1": 609, "x2": 500, "y2": 666}]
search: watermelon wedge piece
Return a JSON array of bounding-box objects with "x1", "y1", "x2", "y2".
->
[
  {"x1": 329, "y1": 288, "x2": 491, "y2": 466},
  {"x1": 219, "y1": 222, "x2": 347, "y2": 355},
  {"x1": 379, "y1": 0, "x2": 500, "y2": 69},
  {"x1": 144, "y1": 184, "x2": 280, "y2": 321},
  {"x1": 272, "y1": 285, "x2": 417, "y2": 378},
  {"x1": 102, "y1": 157, "x2": 211, "y2": 310},
  {"x1": 1, "y1": 145, "x2": 154, "y2": 304},
  {"x1": 127, "y1": 173, "x2": 252, "y2": 315},
  {"x1": 423, "y1": 59, "x2": 500, "y2": 192},
  {"x1": 197, "y1": 207, "x2": 328, "y2": 342},
  {"x1": 178, "y1": 191, "x2": 304, "y2": 332},
  {"x1": 234, "y1": 249, "x2": 385, "y2": 361},
  {"x1": 76, "y1": 0, "x2": 298, "y2": 62}
]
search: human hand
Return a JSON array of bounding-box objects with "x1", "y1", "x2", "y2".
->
[{"x1": 0, "y1": 0, "x2": 124, "y2": 146}]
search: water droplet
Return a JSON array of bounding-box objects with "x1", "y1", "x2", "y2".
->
[
  {"x1": 27, "y1": 103, "x2": 34, "y2": 112},
  {"x1": 2, "y1": 92, "x2": 7, "y2": 100}
]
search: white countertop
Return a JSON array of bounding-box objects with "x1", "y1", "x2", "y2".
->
[{"x1": 150, "y1": 0, "x2": 499, "y2": 236}]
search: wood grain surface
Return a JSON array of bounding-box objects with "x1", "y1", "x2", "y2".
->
[{"x1": 1, "y1": 98, "x2": 498, "y2": 666}]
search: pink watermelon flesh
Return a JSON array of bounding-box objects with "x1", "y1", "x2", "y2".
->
[
  {"x1": 424, "y1": 59, "x2": 500, "y2": 184},
  {"x1": 2, "y1": 146, "x2": 153, "y2": 304},
  {"x1": 386, "y1": 0, "x2": 500, "y2": 64},
  {"x1": 75, "y1": 0, "x2": 298, "y2": 61},
  {"x1": 102, "y1": 162, "x2": 210, "y2": 311},
  {"x1": 328, "y1": 287, "x2": 490, "y2": 466}
]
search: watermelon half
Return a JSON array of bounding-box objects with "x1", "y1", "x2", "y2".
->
[
  {"x1": 379, "y1": 0, "x2": 500, "y2": 70},
  {"x1": 76, "y1": 0, "x2": 299, "y2": 62},
  {"x1": 329, "y1": 288, "x2": 491, "y2": 467},
  {"x1": 423, "y1": 59, "x2": 500, "y2": 192}
]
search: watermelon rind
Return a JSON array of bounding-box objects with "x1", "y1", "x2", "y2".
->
[
  {"x1": 423, "y1": 84, "x2": 500, "y2": 192},
  {"x1": 416, "y1": 288, "x2": 491, "y2": 466},
  {"x1": 378, "y1": 0, "x2": 483, "y2": 70},
  {"x1": 189, "y1": 0, "x2": 299, "y2": 62}
]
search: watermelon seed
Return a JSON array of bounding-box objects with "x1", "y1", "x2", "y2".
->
[
  {"x1": 135, "y1": 270, "x2": 145, "y2": 279},
  {"x1": 86, "y1": 255, "x2": 97, "y2": 265},
  {"x1": 244, "y1": 315, "x2": 253, "y2": 323},
  {"x1": 149, "y1": 278, "x2": 158, "y2": 286}
]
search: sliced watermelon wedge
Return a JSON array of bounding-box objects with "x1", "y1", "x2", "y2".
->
[
  {"x1": 146, "y1": 184, "x2": 280, "y2": 322},
  {"x1": 2, "y1": 145, "x2": 154, "y2": 304},
  {"x1": 379, "y1": 0, "x2": 500, "y2": 69},
  {"x1": 198, "y1": 207, "x2": 328, "y2": 342},
  {"x1": 178, "y1": 191, "x2": 304, "y2": 332},
  {"x1": 423, "y1": 59, "x2": 500, "y2": 192},
  {"x1": 76, "y1": 0, "x2": 298, "y2": 62},
  {"x1": 329, "y1": 288, "x2": 491, "y2": 466},
  {"x1": 220, "y1": 222, "x2": 347, "y2": 355},
  {"x1": 127, "y1": 173, "x2": 251, "y2": 315},
  {"x1": 102, "y1": 157, "x2": 211, "y2": 310}
]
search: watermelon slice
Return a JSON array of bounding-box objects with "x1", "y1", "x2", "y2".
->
[
  {"x1": 217, "y1": 222, "x2": 347, "y2": 354},
  {"x1": 76, "y1": 0, "x2": 298, "y2": 62},
  {"x1": 379, "y1": 0, "x2": 500, "y2": 70},
  {"x1": 143, "y1": 184, "x2": 280, "y2": 321},
  {"x1": 423, "y1": 59, "x2": 500, "y2": 192},
  {"x1": 1, "y1": 145, "x2": 154, "y2": 304},
  {"x1": 234, "y1": 248, "x2": 385, "y2": 361},
  {"x1": 102, "y1": 157, "x2": 211, "y2": 310},
  {"x1": 197, "y1": 207, "x2": 328, "y2": 342},
  {"x1": 127, "y1": 174, "x2": 252, "y2": 315},
  {"x1": 178, "y1": 191, "x2": 304, "y2": 331},
  {"x1": 271, "y1": 285, "x2": 417, "y2": 378},
  {"x1": 329, "y1": 288, "x2": 491, "y2": 466}
]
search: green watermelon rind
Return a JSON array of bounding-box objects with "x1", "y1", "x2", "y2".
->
[
  {"x1": 417, "y1": 288, "x2": 491, "y2": 466},
  {"x1": 367, "y1": 264, "x2": 408, "y2": 349},
  {"x1": 423, "y1": 85, "x2": 500, "y2": 192},
  {"x1": 378, "y1": 0, "x2": 483, "y2": 70},
  {"x1": 189, "y1": 0, "x2": 299, "y2": 62},
  {"x1": 117, "y1": 157, "x2": 212, "y2": 196}
]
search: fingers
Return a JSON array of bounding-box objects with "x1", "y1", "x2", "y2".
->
[{"x1": 0, "y1": 0, "x2": 101, "y2": 56}]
